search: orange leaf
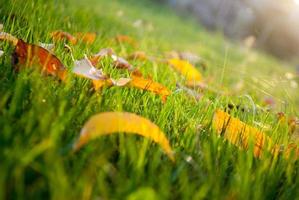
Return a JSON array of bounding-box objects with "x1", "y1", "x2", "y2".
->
[
  {"x1": 74, "y1": 32, "x2": 96, "y2": 44},
  {"x1": 168, "y1": 58, "x2": 202, "y2": 85},
  {"x1": 51, "y1": 30, "x2": 77, "y2": 45},
  {"x1": 127, "y1": 51, "x2": 147, "y2": 61},
  {"x1": 73, "y1": 112, "x2": 174, "y2": 161},
  {"x1": 93, "y1": 75, "x2": 170, "y2": 102},
  {"x1": 14, "y1": 39, "x2": 66, "y2": 80},
  {"x1": 115, "y1": 35, "x2": 137, "y2": 47},
  {"x1": 128, "y1": 76, "x2": 171, "y2": 102},
  {"x1": 93, "y1": 79, "x2": 114, "y2": 90}
]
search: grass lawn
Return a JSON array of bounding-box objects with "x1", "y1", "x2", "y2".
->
[{"x1": 0, "y1": 0, "x2": 299, "y2": 199}]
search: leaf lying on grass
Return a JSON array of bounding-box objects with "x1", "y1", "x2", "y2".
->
[
  {"x1": 51, "y1": 30, "x2": 77, "y2": 45},
  {"x1": 93, "y1": 75, "x2": 171, "y2": 102},
  {"x1": 51, "y1": 30, "x2": 96, "y2": 45},
  {"x1": 115, "y1": 35, "x2": 138, "y2": 47},
  {"x1": 213, "y1": 109, "x2": 274, "y2": 157},
  {"x1": 168, "y1": 58, "x2": 203, "y2": 87},
  {"x1": 127, "y1": 51, "x2": 147, "y2": 61},
  {"x1": 73, "y1": 56, "x2": 107, "y2": 80},
  {"x1": 89, "y1": 48, "x2": 115, "y2": 66},
  {"x1": 74, "y1": 32, "x2": 96, "y2": 44},
  {"x1": 0, "y1": 32, "x2": 67, "y2": 80},
  {"x1": 89, "y1": 48, "x2": 143, "y2": 76},
  {"x1": 213, "y1": 109, "x2": 299, "y2": 160},
  {"x1": 73, "y1": 112, "x2": 175, "y2": 161}
]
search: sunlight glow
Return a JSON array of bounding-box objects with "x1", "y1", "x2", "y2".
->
[{"x1": 295, "y1": 0, "x2": 299, "y2": 5}]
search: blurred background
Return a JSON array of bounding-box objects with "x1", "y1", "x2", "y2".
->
[{"x1": 158, "y1": 0, "x2": 299, "y2": 61}]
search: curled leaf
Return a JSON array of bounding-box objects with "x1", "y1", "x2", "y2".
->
[
  {"x1": 168, "y1": 58, "x2": 203, "y2": 86},
  {"x1": 73, "y1": 112, "x2": 174, "y2": 161},
  {"x1": 73, "y1": 56, "x2": 107, "y2": 80}
]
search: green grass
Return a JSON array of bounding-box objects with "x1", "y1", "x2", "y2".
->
[{"x1": 0, "y1": 0, "x2": 299, "y2": 199}]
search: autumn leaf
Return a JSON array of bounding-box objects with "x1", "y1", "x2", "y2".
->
[
  {"x1": 51, "y1": 30, "x2": 77, "y2": 45},
  {"x1": 214, "y1": 110, "x2": 299, "y2": 160},
  {"x1": 129, "y1": 75, "x2": 171, "y2": 102},
  {"x1": 1, "y1": 32, "x2": 67, "y2": 80},
  {"x1": 93, "y1": 75, "x2": 170, "y2": 101},
  {"x1": 74, "y1": 32, "x2": 96, "y2": 44},
  {"x1": 73, "y1": 112, "x2": 175, "y2": 161},
  {"x1": 89, "y1": 48, "x2": 143, "y2": 76},
  {"x1": 213, "y1": 109, "x2": 273, "y2": 157},
  {"x1": 115, "y1": 35, "x2": 137, "y2": 47},
  {"x1": 127, "y1": 51, "x2": 147, "y2": 61},
  {"x1": 51, "y1": 30, "x2": 97, "y2": 45},
  {"x1": 73, "y1": 56, "x2": 107, "y2": 80},
  {"x1": 168, "y1": 58, "x2": 203, "y2": 86},
  {"x1": 89, "y1": 48, "x2": 115, "y2": 66}
]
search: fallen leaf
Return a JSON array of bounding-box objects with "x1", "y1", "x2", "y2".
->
[
  {"x1": 168, "y1": 58, "x2": 203, "y2": 86},
  {"x1": 73, "y1": 56, "x2": 107, "y2": 80},
  {"x1": 73, "y1": 112, "x2": 174, "y2": 161},
  {"x1": 74, "y1": 32, "x2": 96, "y2": 44},
  {"x1": 127, "y1": 51, "x2": 147, "y2": 61},
  {"x1": 111, "y1": 77, "x2": 131, "y2": 86},
  {"x1": 51, "y1": 30, "x2": 77, "y2": 45},
  {"x1": 89, "y1": 49, "x2": 142, "y2": 76},
  {"x1": 15, "y1": 39, "x2": 66, "y2": 80},
  {"x1": 1, "y1": 32, "x2": 66, "y2": 80},
  {"x1": 93, "y1": 75, "x2": 170, "y2": 101},
  {"x1": 111, "y1": 54, "x2": 133, "y2": 70},
  {"x1": 89, "y1": 48, "x2": 115, "y2": 66},
  {"x1": 129, "y1": 75, "x2": 171, "y2": 102},
  {"x1": 115, "y1": 35, "x2": 137, "y2": 47},
  {"x1": 213, "y1": 109, "x2": 273, "y2": 157},
  {"x1": 214, "y1": 110, "x2": 299, "y2": 160}
]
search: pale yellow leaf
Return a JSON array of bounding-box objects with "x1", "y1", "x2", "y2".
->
[
  {"x1": 73, "y1": 112, "x2": 174, "y2": 161},
  {"x1": 168, "y1": 58, "x2": 202, "y2": 84}
]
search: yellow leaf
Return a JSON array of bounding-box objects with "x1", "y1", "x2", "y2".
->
[
  {"x1": 73, "y1": 112, "x2": 174, "y2": 161},
  {"x1": 168, "y1": 58, "x2": 202, "y2": 84},
  {"x1": 213, "y1": 109, "x2": 272, "y2": 157}
]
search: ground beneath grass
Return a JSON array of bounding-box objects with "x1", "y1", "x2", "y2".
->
[{"x1": 0, "y1": 0, "x2": 299, "y2": 199}]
